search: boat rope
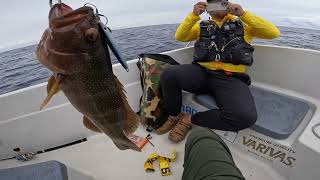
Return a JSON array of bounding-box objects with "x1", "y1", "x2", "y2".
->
[{"x1": 312, "y1": 123, "x2": 320, "y2": 139}]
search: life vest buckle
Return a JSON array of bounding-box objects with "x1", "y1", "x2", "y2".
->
[
  {"x1": 215, "y1": 54, "x2": 221, "y2": 61},
  {"x1": 207, "y1": 25, "x2": 216, "y2": 34}
]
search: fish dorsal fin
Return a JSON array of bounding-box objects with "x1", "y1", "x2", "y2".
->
[
  {"x1": 83, "y1": 116, "x2": 102, "y2": 133},
  {"x1": 114, "y1": 75, "x2": 140, "y2": 135},
  {"x1": 39, "y1": 75, "x2": 64, "y2": 110}
]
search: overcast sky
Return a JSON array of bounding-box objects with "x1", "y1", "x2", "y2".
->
[{"x1": 1, "y1": 0, "x2": 319, "y2": 50}]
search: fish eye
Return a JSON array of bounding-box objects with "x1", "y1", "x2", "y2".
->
[{"x1": 85, "y1": 28, "x2": 99, "y2": 42}]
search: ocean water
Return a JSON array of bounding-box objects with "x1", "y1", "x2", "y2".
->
[{"x1": 0, "y1": 24, "x2": 319, "y2": 95}]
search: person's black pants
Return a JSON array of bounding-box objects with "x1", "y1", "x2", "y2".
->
[{"x1": 160, "y1": 64, "x2": 257, "y2": 132}]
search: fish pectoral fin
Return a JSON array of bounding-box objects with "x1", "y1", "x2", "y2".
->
[
  {"x1": 83, "y1": 116, "x2": 102, "y2": 133},
  {"x1": 40, "y1": 75, "x2": 64, "y2": 110},
  {"x1": 114, "y1": 76, "x2": 140, "y2": 134}
]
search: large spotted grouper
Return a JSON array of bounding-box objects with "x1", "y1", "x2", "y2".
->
[{"x1": 36, "y1": 3, "x2": 141, "y2": 151}]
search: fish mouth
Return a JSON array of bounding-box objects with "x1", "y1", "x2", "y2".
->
[
  {"x1": 49, "y1": 3, "x2": 94, "y2": 28},
  {"x1": 49, "y1": 3, "x2": 73, "y2": 19}
]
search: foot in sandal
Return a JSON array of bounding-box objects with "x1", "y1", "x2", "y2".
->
[
  {"x1": 168, "y1": 113, "x2": 192, "y2": 143},
  {"x1": 154, "y1": 113, "x2": 186, "y2": 135}
]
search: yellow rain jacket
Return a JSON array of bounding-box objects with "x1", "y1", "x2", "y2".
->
[{"x1": 175, "y1": 11, "x2": 280, "y2": 73}]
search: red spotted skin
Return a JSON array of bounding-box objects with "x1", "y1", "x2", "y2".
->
[{"x1": 36, "y1": 4, "x2": 140, "y2": 151}]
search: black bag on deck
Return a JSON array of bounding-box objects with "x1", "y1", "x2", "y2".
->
[{"x1": 137, "y1": 54, "x2": 180, "y2": 131}]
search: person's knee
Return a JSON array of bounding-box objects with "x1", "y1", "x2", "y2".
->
[
  {"x1": 233, "y1": 108, "x2": 257, "y2": 130},
  {"x1": 245, "y1": 109, "x2": 258, "y2": 127},
  {"x1": 160, "y1": 66, "x2": 177, "y2": 84}
]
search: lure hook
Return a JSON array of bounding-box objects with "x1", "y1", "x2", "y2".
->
[
  {"x1": 97, "y1": 14, "x2": 109, "y2": 26},
  {"x1": 84, "y1": 3, "x2": 99, "y2": 14}
]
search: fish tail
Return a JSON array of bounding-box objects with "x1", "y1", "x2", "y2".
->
[{"x1": 113, "y1": 137, "x2": 141, "y2": 152}]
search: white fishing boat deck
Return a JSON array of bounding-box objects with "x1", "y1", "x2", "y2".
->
[
  {"x1": 1, "y1": 45, "x2": 320, "y2": 180},
  {"x1": 0, "y1": 126, "x2": 286, "y2": 180}
]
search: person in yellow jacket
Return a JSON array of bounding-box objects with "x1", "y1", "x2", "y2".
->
[{"x1": 155, "y1": 0, "x2": 280, "y2": 143}]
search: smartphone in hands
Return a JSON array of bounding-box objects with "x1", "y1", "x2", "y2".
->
[{"x1": 206, "y1": 0, "x2": 228, "y2": 12}]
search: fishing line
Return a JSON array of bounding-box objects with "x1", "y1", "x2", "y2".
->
[{"x1": 49, "y1": 0, "x2": 62, "y2": 8}]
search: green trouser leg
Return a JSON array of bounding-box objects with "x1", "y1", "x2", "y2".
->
[{"x1": 182, "y1": 128, "x2": 245, "y2": 180}]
